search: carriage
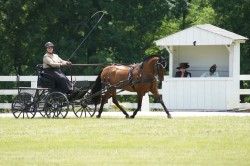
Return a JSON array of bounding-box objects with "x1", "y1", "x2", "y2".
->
[
  {"x1": 11, "y1": 55, "x2": 172, "y2": 119},
  {"x1": 11, "y1": 64, "x2": 99, "y2": 119}
]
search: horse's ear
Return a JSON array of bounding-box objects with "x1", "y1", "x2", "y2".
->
[
  {"x1": 159, "y1": 57, "x2": 168, "y2": 69},
  {"x1": 161, "y1": 57, "x2": 167, "y2": 61},
  {"x1": 165, "y1": 63, "x2": 169, "y2": 69}
]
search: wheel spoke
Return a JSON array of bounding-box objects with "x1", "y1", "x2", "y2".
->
[
  {"x1": 44, "y1": 92, "x2": 69, "y2": 118},
  {"x1": 14, "y1": 110, "x2": 22, "y2": 118},
  {"x1": 11, "y1": 93, "x2": 34, "y2": 119},
  {"x1": 73, "y1": 107, "x2": 84, "y2": 118}
]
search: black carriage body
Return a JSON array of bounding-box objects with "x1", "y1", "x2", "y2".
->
[
  {"x1": 36, "y1": 64, "x2": 56, "y2": 89},
  {"x1": 11, "y1": 64, "x2": 98, "y2": 119}
]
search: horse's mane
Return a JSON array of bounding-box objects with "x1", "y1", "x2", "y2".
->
[
  {"x1": 140, "y1": 55, "x2": 161, "y2": 69},
  {"x1": 142, "y1": 55, "x2": 160, "y2": 63}
]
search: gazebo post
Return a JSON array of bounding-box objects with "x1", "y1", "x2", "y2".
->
[
  {"x1": 232, "y1": 43, "x2": 241, "y2": 109},
  {"x1": 165, "y1": 46, "x2": 174, "y2": 77}
]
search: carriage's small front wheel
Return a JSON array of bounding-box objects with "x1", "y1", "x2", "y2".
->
[
  {"x1": 72, "y1": 103, "x2": 98, "y2": 118},
  {"x1": 11, "y1": 92, "x2": 36, "y2": 119},
  {"x1": 35, "y1": 90, "x2": 49, "y2": 118},
  {"x1": 72, "y1": 92, "x2": 98, "y2": 118},
  {"x1": 44, "y1": 92, "x2": 69, "y2": 118}
]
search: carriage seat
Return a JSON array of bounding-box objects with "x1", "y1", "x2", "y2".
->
[{"x1": 36, "y1": 64, "x2": 55, "y2": 88}]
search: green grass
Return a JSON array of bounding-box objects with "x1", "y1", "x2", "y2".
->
[{"x1": 0, "y1": 116, "x2": 250, "y2": 165}]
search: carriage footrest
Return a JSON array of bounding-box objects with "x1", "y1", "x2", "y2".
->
[{"x1": 68, "y1": 90, "x2": 88, "y2": 101}]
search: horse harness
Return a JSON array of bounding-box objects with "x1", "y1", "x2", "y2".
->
[{"x1": 102, "y1": 58, "x2": 165, "y2": 90}]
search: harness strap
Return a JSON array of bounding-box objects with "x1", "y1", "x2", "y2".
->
[
  {"x1": 128, "y1": 63, "x2": 142, "y2": 91},
  {"x1": 128, "y1": 66, "x2": 135, "y2": 82},
  {"x1": 131, "y1": 78, "x2": 156, "y2": 84},
  {"x1": 101, "y1": 61, "x2": 157, "y2": 90}
]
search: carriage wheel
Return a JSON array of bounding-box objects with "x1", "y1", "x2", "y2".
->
[
  {"x1": 73, "y1": 91, "x2": 98, "y2": 118},
  {"x1": 44, "y1": 92, "x2": 69, "y2": 118},
  {"x1": 36, "y1": 91, "x2": 49, "y2": 118},
  {"x1": 39, "y1": 110, "x2": 47, "y2": 118},
  {"x1": 72, "y1": 103, "x2": 98, "y2": 118},
  {"x1": 11, "y1": 92, "x2": 36, "y2": 119}
]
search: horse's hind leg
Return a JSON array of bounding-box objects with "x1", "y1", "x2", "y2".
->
[
  {"x1": 96, "y1": 92, "x2": 111, "y2": 118},
  {"x1": 96, "y1": 100, "x2": 105, "y2": 118},
  {"x1": 130, "y1": 94, "x2": 143, "y2": 119}
]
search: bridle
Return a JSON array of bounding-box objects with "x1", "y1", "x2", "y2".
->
[{"x1": 154, "y1": 57, "x2": 167, "y2": 81}]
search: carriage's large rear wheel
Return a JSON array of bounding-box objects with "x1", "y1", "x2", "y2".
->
[
  {"x1": 44, "y1": 92, "x2": 69, "y2": 118},
  {"x1": 11, "y1": 92, "x2": 36, "y2": 119}
]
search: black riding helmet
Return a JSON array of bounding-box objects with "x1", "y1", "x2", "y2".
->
[{"x1": 45, "y1": 42, "x2": 54, "y2": 48}]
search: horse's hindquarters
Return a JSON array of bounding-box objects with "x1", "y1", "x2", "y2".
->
[{"x1": 101, "y1": 66, "x2": 130, "y2": 85}]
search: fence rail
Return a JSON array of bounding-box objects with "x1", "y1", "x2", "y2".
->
[
  {"x1": 1, "y1": 75, "x2": 250, "y2": 111},
  {"x1": 0, "y1": 76, "x2": 160, "y2": 111}
]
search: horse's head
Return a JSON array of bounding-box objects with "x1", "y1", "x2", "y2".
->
[
  {"x1": 142, "y1": 55, "x2": 167, "y2": 81},
  {"x1": 155, "y1": 56, "x2": 167, "y2": 81}
]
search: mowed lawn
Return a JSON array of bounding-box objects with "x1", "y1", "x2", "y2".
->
[{"x1": 0, "y1": 116, "x2": 250, "y2": 165}]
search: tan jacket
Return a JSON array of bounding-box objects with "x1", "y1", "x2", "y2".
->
[{"x1": 43, "y1": 53, "x2": 66, "y2": 68}]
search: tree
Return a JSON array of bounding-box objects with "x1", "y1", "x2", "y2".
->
[{"x1": 210, "y1": 0, "x2": 250, "y2": 74}]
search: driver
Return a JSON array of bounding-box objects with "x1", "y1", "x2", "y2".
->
[{"x1": 43, "y1": 42, "x2": 73, "y2": 94}]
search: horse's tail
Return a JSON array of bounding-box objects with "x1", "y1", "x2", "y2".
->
[{"x1": 90, "y1": 69, "x2": 103, "y2": 105}]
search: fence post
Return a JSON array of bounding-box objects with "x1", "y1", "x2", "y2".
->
[
  {"x1": 31, "y1": 81, "x2": 37, "y2": 88},
  {"x1": 141, "y1": 93, "x2": 150, "y2": 112}
]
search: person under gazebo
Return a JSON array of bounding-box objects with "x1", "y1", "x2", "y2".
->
[
  {"x1": 175, "y1": 63, "x2": 191, "y2": 77},
  {"x1": 200, "y1": 64, "x2": 219, "y2": 77}
]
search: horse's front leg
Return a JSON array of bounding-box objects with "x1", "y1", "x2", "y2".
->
[
  {"x1": 130, "y1": 94, "x2": 143, "y2": 119},
  {"x1": 151, "y1": 87, "x2": 172, "y2": 119},
  {"x1": 155, "y1": 94, "x2": 172, "y2": 119}
]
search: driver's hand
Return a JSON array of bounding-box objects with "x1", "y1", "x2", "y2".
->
[{"x1": 66, "y1": 61, "x2": 72, "y2": 66}]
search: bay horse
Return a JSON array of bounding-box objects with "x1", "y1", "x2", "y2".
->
[{"x1": 91, "y1": 55, "x2": 172, "y2": 119}]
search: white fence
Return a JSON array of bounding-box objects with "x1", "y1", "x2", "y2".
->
[
  {"x1": 239, "y1": 75, "x2": 250, "y2": 109},
  {"x1": 1, "y1": 75, "x2": 250, "y2": 111},
  {"x1": 0, "y1": 75, "x2": 162, "y2": 111}
]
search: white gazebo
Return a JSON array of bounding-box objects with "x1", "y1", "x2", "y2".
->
[{"x1": 156, "y1": 24, "x2": 248, "y2": 111}]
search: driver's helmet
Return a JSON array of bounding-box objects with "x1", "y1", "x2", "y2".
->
[{"x1": 45, "y1": 42, "x2": 54, "y2": 48}]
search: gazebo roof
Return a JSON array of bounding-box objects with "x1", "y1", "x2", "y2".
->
[{"x1": 155, "y1": 24, "x2": 248, "y2": 46}]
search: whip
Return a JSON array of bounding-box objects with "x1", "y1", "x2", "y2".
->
[{"x1": 67, "y1": 11, "x2": 106, "y2": 61}]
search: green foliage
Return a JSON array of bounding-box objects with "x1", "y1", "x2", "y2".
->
[
  {"x1": 187, "y1": 0, "x2": 216, "y2": 25},
  {"x1": 0, "y1": 0, "x2": 249, "y2": 75},
  {"x1": 210, "y1": 0, "x2": 250, "y2": 74}
]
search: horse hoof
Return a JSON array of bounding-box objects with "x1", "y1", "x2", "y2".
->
[
  {"x1": 130, "y1": 115, "x2": 135, "y2": 119},
  {"x1": 96, "y1": 115, "x2": 101, "y2": 118},
  {"x1": 125, "y1": 115, "x2": 130, "y2": 119},
  {"x1": 167, "y1": 115, "x2": 172, "y2": 119}
]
